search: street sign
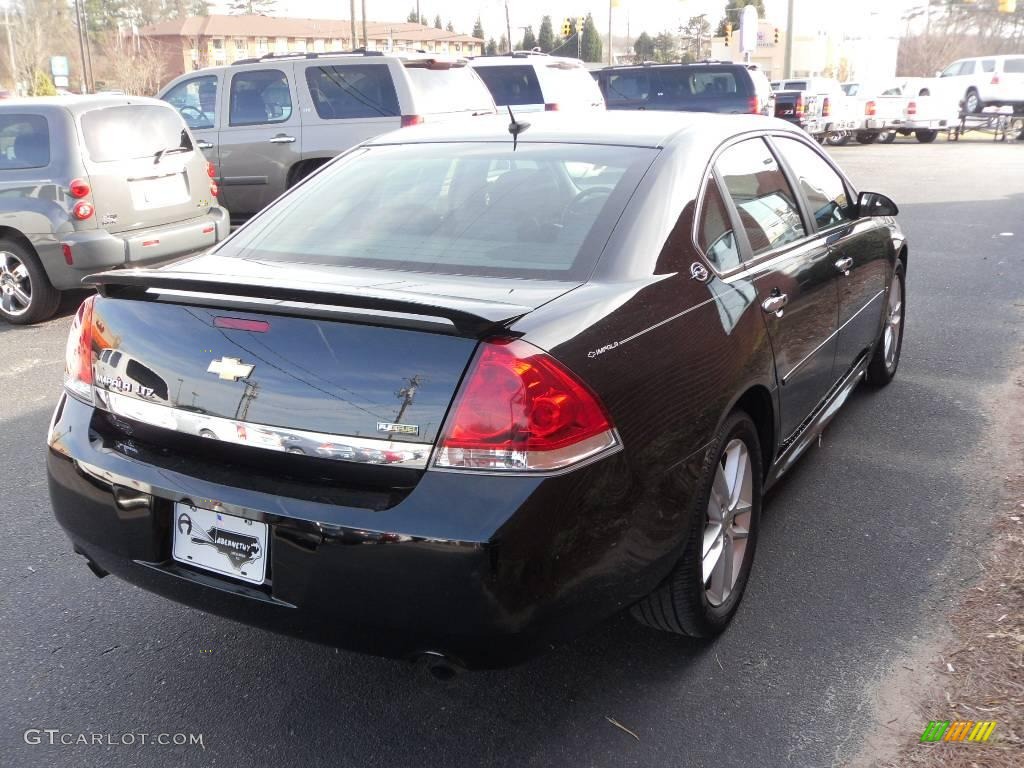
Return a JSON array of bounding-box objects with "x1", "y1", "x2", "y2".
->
[
  {"x1": 50, "y1": 56, "x2": 69, "y2": 78},
  {"x1": 739, "y1": 5, "x2": 758, "y2": 54},
  {"x1": 54, "y1": 76, "x2": 69, "y2": 88}
]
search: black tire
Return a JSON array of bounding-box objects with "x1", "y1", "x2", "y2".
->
[
  {"x1": 286, "y1": 447, "x2": 304, "y2": 455},
  {"x1": 914, "y1": 129, "x2": 938, "y2": 143},
  {"x1": 877, "y1": 131, "x2": 897, "y2": 144},
  {"x1": 199, "y1": 429, "x2": 216, "y2": 439},
  {"x1": 855, "y1": 132, "x2": 878, "y2": 144},
  {"x1": 965, "y1": 88, "x2": 982, "y2": 114},
  {"x1": 632, "y1": 410, "x2": 763, "y2": 637},
  {"x1": 867, "y1": 262, "x2": 905, "y2": 388},
  {"x1": 0, "y1": 237, "x2": 60, "y2": 325},
  {"x1": 824, "y1": 131, "x2": 850, "y2": 146}
]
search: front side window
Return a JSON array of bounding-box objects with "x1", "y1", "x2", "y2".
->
[
  {"x1": 304, "y1": 64, "x2": 399, "y2": 119},
  {"x1": 81, "y1": 106, "x2": 190, "y2": 162},
  {"x1": 0, "y1": 114, "x2": 50, "y2": 170},
  {"x1": 960, "y1": 60, "x2": 976, "y2": 75},
  {"x1": 697, "y1": 176, "x2": 742, "y2": 272},
  {"x1": 217, "y1": 142, "x2": 657, "y2": 281},
  {"x1": 472, "y1": 65, "x2": 544, "y2": 106},
  {"x1": 940, "y1": 62, "x2": 962, "y2": 77},
  {"x1": 715, "y1": 138, "x2": 806, "y2": 256},
  {"x1": 162, "y1": 75, "x2": 217, "y2": 130},
  {"x1": 229, "y1": 69, "x2": 293, "y2": 126},
  {"x1": 773, "y1": 137, "x2": 854, "y2": 230},
  {"x1": 1005, "y1": 58, "x2": 1024, "y2": 74}
]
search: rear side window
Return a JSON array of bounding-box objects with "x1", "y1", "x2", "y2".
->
[
  {"x1": 163, "y1": 75, "x2": 217, "y2": 129},
  {"x1": 773, "y1": 138, "x2": 855, "y2": 230},
  {"x1": 0, "y1": 114, "x2": 49, "y2": 169},
  {"x1": 305, "y1": 64, "x2": 399, "y2": 119},
  {"x1": 473, "y1": 65, "x2": 544, "y2": 106},
  {"x1": 81, "y1": 106, "x2": 189, "y2": 163},
  {"x1": 542, "y1": 65, "x2": 604, "y2": 105},
  {"x1": 230, "y1": 69, "x2": 293, "y2": 126},
  {"x1": 697, "y1": 176, "x2": 742, "y2": 272},
  {"x1": 404, "y1": 64, "x2": 493, "y2": 113},
  {"x1": 1005, "y1": 58, "x2": 1024, "y2": 74},
  {"x1": 981, "y1": 60, "x2": 995, "y2": 73},
  {"x1": 715, "y1": 138, "x2": 806, "y2": 256},
  {"x1": 603, "y1": 66, "x2": 749, "y2": 108}
]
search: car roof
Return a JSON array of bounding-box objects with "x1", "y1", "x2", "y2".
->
[
  {"x1": 600, "y1": 60, "x2": 748, "y2": 72},
  {"x1": 0, "y1": 95, "x2": 172, "y2": 116},
  {"x1": 469, "y1": 54, "x2": 586, "y2": 68},
  {"x1": 366, "y1": 111, "x2": 800, "y2": 150},
  {"x1": 189, "y1": 51, "x2": 469, "y2": 72}
]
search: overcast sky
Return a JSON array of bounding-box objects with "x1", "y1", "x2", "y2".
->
[{"x1": 211, "y1": 1, "x2": 919, "y2": 40}]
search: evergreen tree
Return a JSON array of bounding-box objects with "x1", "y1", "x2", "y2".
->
[
  {"x1": 653, "y1": 30, "x2": 678, "y2": 63},
  {"x1": 537, "y1": 16, "x2": 554, "y2": 52},
  {"x1": 580, "y1": 13, "x2": 601, "y2": 62},
  {"x1": 485, "y1": 37, "x2": 497, "y2": 56},
  {"x1": 229, "y1": 0, "x2": 276, "y2": 14},
  {"x1": 498, "y1": 33, "x2": 508, "y2": 53},
  {"x1": 521, "y1": 25, "x2": 536, "y2": 50},
  {"x1": 446, "y1": 20, "x2": 455, "y2": 33},
  {"x1": 407, "y1": 7, "x2": 418, "y2": 23},
  {"x1": 472, "y1": 17, "x2": 484, "y2": 39},
  {"x1": 434, "y1": 14, "x2": 442, "y2": 29},
  {"x1": 633, "y1": 31, "x2": 655, "y2": 62}
]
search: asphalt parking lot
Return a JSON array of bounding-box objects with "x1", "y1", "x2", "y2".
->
[{"x1": 2, "y1": 139, "x2": 1022, "y2": 768}]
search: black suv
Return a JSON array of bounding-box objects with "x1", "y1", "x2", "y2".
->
[{"x1": 596, "y1": 61, "x2": 773, "y2": 116}]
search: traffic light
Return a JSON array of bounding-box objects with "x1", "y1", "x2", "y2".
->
[
  {"x1": 774, "y1": 27, "x2": 780, "y2": 45},
  {"x1": 998, "y1": 0, "x2": 1016, "y2": 13},
  {"x1": 576, "y1": 17, "x2": 584, "y2": 34},
  {"x1": 562, "y1": 18, "x2": 571, "y2": 37},
  {"x1": 725, "y1": 22, "x2": 732, "y2": 46}
]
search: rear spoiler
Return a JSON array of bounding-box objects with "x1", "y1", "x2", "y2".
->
[{"x1": 84, "y1": 269, "x2": 531, "y2": 337}]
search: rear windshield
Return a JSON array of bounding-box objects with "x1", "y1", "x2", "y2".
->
[
  {"x1": 81, "y1": 105, "x2": 190, "y2": 163},
  {"x1": 603, "y1": 66, "x2": 750, "y2": 108},
  {"x1": 783, "y1": 81, "x2": 808, "y2": 91},
  {"x1": 404, "y1": 64, "x2": 494, "y2": 113},
  {"x1": 305, "y1": 63, "x2": 399, "y2": 119},
  {"x1": 0, "y1": 114, "x2": 49, "y2": 169},
  {"x1": 1005, "y1": 58, "x2": 1024, "y2": 74},
  {"x1": 473, "y1": 65, "x2": 544, "y2": 106},
  {"x1": 219, "y1": 142, "x2": 656, "y2": 281}
]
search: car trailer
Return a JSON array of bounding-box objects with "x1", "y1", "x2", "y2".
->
[{"x1": 949, "y1": 106, "x2": 1024, "y2": 142}]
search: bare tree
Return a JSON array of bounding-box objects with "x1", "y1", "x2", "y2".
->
[{"x1": 99, "y1": 30, "x2": 165, "y2": 95}]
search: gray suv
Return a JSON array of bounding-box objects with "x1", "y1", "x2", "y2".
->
[
  {"x1": 158, "y1": 51, "x2": 496, "y2": 220},
  {"x1": 0, "y1": 96, "x2": 228, "y2": 324}
]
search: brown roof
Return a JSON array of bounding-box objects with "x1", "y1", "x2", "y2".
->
[{"x1": 141, "y1": 15, "x2": 482, "y2": 44}]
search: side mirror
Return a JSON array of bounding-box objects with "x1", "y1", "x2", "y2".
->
[
  {"x1": 858, "y1": 191, "x2": 899, "y2": 218},
  {"x1": 934, "y1": 70, "x2": 942, "y2": 77}
]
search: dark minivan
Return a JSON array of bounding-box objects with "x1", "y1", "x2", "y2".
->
[{"x1": 596, "y1": 61, "x2": 773, "y2": 116}]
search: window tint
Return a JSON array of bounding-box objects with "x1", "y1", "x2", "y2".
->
[
  {"x1": 960, "y1": 61, "x2": 975, "y2": 75},
  {"x1": 473, "y1": 65, "x2": 544, "y2": 106},
  {"x1": 697, "y1": 176, "x2": 742, "y2": 271},
  {"x1": 0, "y1": 114, "x2": 49, "y2": 169},
  {"x1": 218, "y1": 143, "x2": 656, "y2": 281},
  {"x1": 715, "y1": 138, "x2": 806, "y2": 256},
  {"x1": 1004, "y1": 58, "x2": 1024, "y2": 74},
  {"x1": 229, "y1": 69, "x2": 293, "y2": 126},
  {"x1": 940, "y1": 62, "x2": 962, "y2": 77},
  {"x1": 404, "y1": 64, "x2": 494, "y2": 113},
  {"x1": 603, "y1": 66, "x2": 750, "y2": 108},
  {"x1": 162, "y1": 75, "x2": 217, "y2": 129},
  {"x1": 981, "y1": 59, "x2": 995, "y2": 73},
  {"x1": 773, "y1": 138, "x2": 854, "y2": 229},
  {"x1": 81, "y1": 106, "x2": 189, "y2": 162},
  {"x1": 305, "y1": 64, "x2": 399, "y2": 119}
]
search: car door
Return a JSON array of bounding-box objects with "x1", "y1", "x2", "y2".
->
[
  {"x1": 159, "y1": 73, "x2": 221, "y2": 167},
  {"x1": 217, "y1": 66, "x2": 302, "y2": 217},
  {"x1": 770, "y1": 136, "x2": 891, "y2": 380},
  {"x1": 715, "y1": 137, "x2": 840, "y2": 441}
]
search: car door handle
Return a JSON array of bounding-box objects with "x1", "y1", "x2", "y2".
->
[
  {"x1": 269, "y1": 135, "x2": 296, "y2": 144},
  {"x1": 761, "y1": 293, "x2": 789, "y2": 316},
  {"x1": 834, "y1": 257, "x2": 854, "y2": 274},
  {"x1": 195, "y1": 140, "x2": 214, "y2": 150}
]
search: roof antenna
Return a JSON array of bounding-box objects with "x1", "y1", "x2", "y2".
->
[{"x1": 507, "y1": 105, "x2": 530, "y2": 151}]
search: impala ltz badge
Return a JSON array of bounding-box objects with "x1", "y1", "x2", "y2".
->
[
  {"x1": 207, "y1": 357, "x2": 254, "y2": 381},
  {"x1": 178, "y1": 511, "x2": 262, "y2": 570}
]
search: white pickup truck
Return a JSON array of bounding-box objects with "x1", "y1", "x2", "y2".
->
[
  {"x1": 772, "y1": 77, "x2": 860, "y2": 145},
  {"x1": 884, "y1": 77, "x2": 961, "y2": 142},
  {"x1": 841, "y1": 82, "x2": 907, "y2": 143}
]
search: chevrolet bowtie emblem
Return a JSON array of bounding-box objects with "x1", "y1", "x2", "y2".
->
[{"x1": 207, "y1": 357, "x2": 255, "y2": 382}]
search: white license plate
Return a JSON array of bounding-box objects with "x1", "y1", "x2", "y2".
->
[
  {"x1": 132, "y1": 173, "x2": 188, "y2": 209},
  {"x1": 172, "y1": 503, "x2": 268, "y2": 584}
]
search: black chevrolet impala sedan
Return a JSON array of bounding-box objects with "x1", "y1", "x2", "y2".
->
[{"x1": 47, "y1": 112, "x2": 906, "y2": 669}]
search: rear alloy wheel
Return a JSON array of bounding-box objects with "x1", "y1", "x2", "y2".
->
[
  {"x1": 855, "y1": 131, "x2": 878, "y2": 144},
  {"x1": 0, "y1": 238, "x2": 60, "y2": 325},
  {"x1": 965, "y1": 88, "x2": 982, "y2": 114},
  {"x1": 876, "y1": 131, "x2": 897, "y2": 144},
  {"x1": 914, "y1": 129, "x2": 938, "y2": 143},
  {"x1": 632, "y1": 411, "x2": 762, "y2": 637},
  {"x1": 867, "y1": 263, "x2": 905, "y2": 387},
  {"x1": 824, "y1": 131, "x2": 850, "y2": 146}
]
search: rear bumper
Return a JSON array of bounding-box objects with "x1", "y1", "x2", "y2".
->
[
  {"x1": 46, "y1": 394, "x2": 693, "y2": 668},
  {"x1": 864, "y1": 118, "x2": 903, "y2": 130},
  {"x1": 41, "y1": 208, "x2": 229, "y2": 290}
]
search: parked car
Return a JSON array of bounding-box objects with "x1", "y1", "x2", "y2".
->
[
  {"x1": 924, "y1": 55, "x2": 1024, "y2": 114},
  {"x1": 774, "y1": 77, "x2": 858, "y2": 144},
  {"x1": 0, "y1": 96, "x2": 227, "y2": 324},
  {"x1": 595, "y1": 60, "x2": 773, "y2": 116},
  {"x1": 874, "y1": 78, "x2": 960, "y2": 143},
  {"x1": 841, "y1": 81, "x2": 908, "y2": 144},
  {"x1": 469, "y1": 51, "x2": 604, "y2": 112},
  {"x1": 49, "y1": 112, "x2": 906, "y2": 669},
  {"x1": 158, "y1": 50, "x2": 496, "y2": 220}
]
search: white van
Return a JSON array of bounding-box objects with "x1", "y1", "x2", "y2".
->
[{"x1": 470, "y1": 51, "x2": 605, "y2": 112}]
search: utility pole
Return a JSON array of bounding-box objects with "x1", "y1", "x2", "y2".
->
[
  {"x1": 392, "y1": 375, "x2": 423, "y2": 432},
  {"x1": 505, "y1": 1, "x2": 512, "y2": 55},
  {"x1": 361, "y1": 0, "x2": 368, "y2": 48},
  {"x1": 416, "y1": 0, "x2": 420, "y2": 25},
  {"x1": 350, "y1": 0, "x2": 356, "y2": 49},
  {"x1": 73, "y1": 0, "x2": 90, "y2": 93},
  {"x1": 3, "y1": 4, "x2": 16, "y2": 94},
  {"x1": 784, "y1": 0, "x2": 795, "y2": 79},
  {"x1": 607, "y1": 0, "x2": 613, "y2": 65}
]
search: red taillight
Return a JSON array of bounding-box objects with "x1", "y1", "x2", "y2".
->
[
  {"x1": 214, "y1": 317, "x2": 270, "y2": 332},
  {"x1": 400, "y1": 114, "x2": 424, "y2": 127},
  {"x1": 72, "y1": 201, "x2": 94, "y2": 220},
  {"x1": 795, "y1": 95, "x2": 804, "y2": 116},
  {"x1": 822, "y1": 97, "x2": 831, "y2": 117},
  {"x1": 206, "y1": 161, "x2": 216, "y2": 178},
  {"x1": 991, "y1": 74, "x2": 1000, "y2": 85},
  {"x1": 748, "y1": 95, "x2": 759, "y2": 114},
  {"x1": 434, "y1": 339, "x2": 618, "y2": 472},
  {"x1": 865, "y1": 100, "x2": 877, "y2": 116},
  {"x1": 64, "y1": 295, "x2": 96, "y2": 402},
  {"x1": 209, "y1": 180, "x2": 220, "y2": 198},
  {"x1": 61, "y1": 243, "x2": 73, "y2": 265},
  {"x1": 544, "y1": 102, "x2": 561, "y2": 111},
  {"x1": 69, "y1": 178, "x2": 90, "y2": 198},
  {"x1": 907, "y1": 100, "x2": 917, "y2": 116}
]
